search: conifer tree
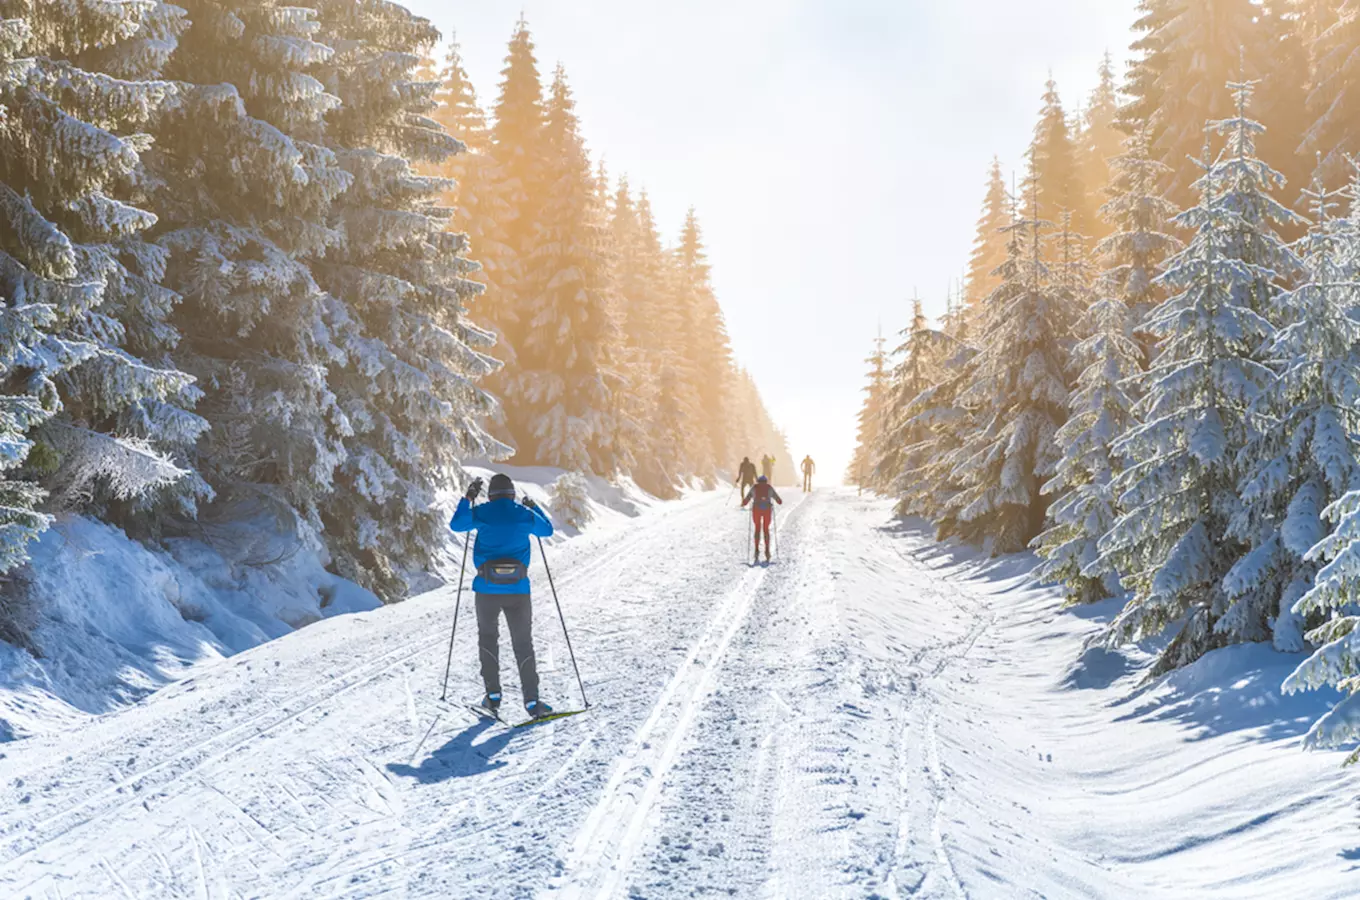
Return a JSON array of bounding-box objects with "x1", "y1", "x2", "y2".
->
[
  {"x1": 1033, "y1": 288, "x2": 1141, "y2": 605},
  {"x1": 848, "y1": 329, "x2": 889, "y2": 489},
  {"x1": 603, "y1": 180, "x2": 664, "y2": 488},
  {"x1": 484, "y1": 16, "x2": 548, "y2": 380},
  {"x1": 1097, "y1": 124, "x2": 1181, "y2": 347},
  {"x1": 1141, "y1": 0, "x2": 1261, "y2": 206},
  {"x1": 641, "y1": 196, "x2": 704, "y2": 477},
  {"x1": 1256, "y1": 1, "x2": 1312, "y2": 208},
  {"x1": 952, "y1": 191, "x2": 1073, "y2": 552},
  {"x1": 1097, "y1": 138, "x2": 1280, "y2": 676},
  {"x1": 154, "y1": 0, "x2": 353, "y2": 533},
  {"x1": 1118, "y1": 0, "x2": 1178, "y2": 138},
  {"x1": 1035, "y1": 126, "x2": 1179, "y2": 605},
  {"x1": 0, "y1": 0, "x2": 204, "y2": 556},
  {"x1": 675, "y1": 209, "x2": 734, "y2": 472},
  {"x1": 501, "y1": 64, "x2": 620, "y2": 473},
  {"x1": 1231, "y1": 177, "x2": 1360, "y2": 656},
  {"x1": 894, "y1": 339, "x2": 977, "y2": 535},
  {"x1": 1025, "y1": 78, "x2": 1091, "y2": 241},
  {"x1": 1078, "y1": 54, "x2": 1123, "y2": 244},
  {"x1": 1305, "y1": 0, "x2": 1360, "y2": 185},
  {"x1": 874, "y1": 299, "x2": 950, "y2": 494},
  {"x1": 1283, "y1": 183, "x2": 1360, "y2": 758},
  {"x1": 963, "y1": 158, "x2": 1010, "y2": 319},
  {"x1": 307, "y1": 0, "x2": 504, "y2": 599},
  {"x1": 425, "y1": 35, "x2": 513, "y2": 329}
]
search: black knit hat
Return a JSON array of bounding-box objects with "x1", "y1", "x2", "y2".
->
[{"x1": 488, "y1": 473, "x2": 516, "y2": 500}]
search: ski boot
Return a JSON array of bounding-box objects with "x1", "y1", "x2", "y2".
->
[
  {"x1": 525, "y1": 699, "x2": 555, "y2": 719},
  {"x1": 479, "y1": 692, "x2": 502, "y2": 714}
]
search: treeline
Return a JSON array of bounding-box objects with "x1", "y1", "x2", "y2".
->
[
  {"x1": 419, "y1": 22, "x2": 789, "y2": 495},
  {"x1": 0, "y1": 1, "x2": 785, "y2": 604},
  {"x1": 850, "y1": 1, "x2": 1360, "y2": 760}
]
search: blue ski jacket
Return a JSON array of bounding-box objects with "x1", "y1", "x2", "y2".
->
[{"x1": 449, "y1": 497, "x2": 555, "y2": 595}]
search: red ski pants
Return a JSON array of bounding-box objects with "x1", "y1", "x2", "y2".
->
[{"x1": 752, "y1": 508, "x2": 772, "y2": 549}]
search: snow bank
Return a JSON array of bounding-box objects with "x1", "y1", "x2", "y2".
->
[
  {"x1": 461, "y1": 463, "x2": 658, "y2": 541},
  {"x1": 896, "y1": 528, "x2": 1356, "y2": 897},
  {"x1": 0, "y1": 514, "x2": 380, "y2": 741},
  {"x1": 2, "y1": 465, "x2": 659, "y2": 741}
]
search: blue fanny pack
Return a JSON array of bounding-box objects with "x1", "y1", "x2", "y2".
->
[{"x1": 478, "y1": 558, "x2": 528, "y2": 585}]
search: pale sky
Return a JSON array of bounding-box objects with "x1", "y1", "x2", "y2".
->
[{"x1": 402, "y1": 0, "x2": 1140, "y2": 483}]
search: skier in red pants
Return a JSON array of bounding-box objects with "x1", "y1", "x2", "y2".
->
[{"x1": 742, "y1": 475, "x2": 783, "y2": 563}]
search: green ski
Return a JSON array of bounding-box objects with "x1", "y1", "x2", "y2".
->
[{"x1": 512, "y1": 709, "x2": 589, "y2": 728}]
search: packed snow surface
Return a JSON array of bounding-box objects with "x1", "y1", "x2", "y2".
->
[{"x1": 1, "y1": 489, "x2": 1356, "y2": 898}]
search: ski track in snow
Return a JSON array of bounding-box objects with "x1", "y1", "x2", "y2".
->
[{"x1": 2, "y1": 490, "x2": 1358, "y2": 899}]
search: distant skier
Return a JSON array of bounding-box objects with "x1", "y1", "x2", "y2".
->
[
  {"x1": 450, "y1": 473, "x2": 556, "y2": 719},
  {"x1": 801, "y1": 455, "x2": 816, "y2": 491},
  {"x1": 742, "y1": 475, "x2": 783, "y2": 563},
  {"x1": 736, "y1": 456, "x2": 757, "y2": 492},
  {"x1": 761, "y1": 453, "x2": 776, "y2": 481}
]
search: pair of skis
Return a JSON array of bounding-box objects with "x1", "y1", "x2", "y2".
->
[{"x1": 468, "y1": 704, "x2": 588, "y2": 729}]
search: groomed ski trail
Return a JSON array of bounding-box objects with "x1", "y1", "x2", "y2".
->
[{"x1": 4, "y1": 489, "x2": 1358, "y2": 899}]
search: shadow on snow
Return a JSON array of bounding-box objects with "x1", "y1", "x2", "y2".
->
[{"x1": 387, "y1": 718, "x2": 526, "y2": 783}]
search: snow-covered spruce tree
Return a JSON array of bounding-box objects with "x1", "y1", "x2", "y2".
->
[
  {"x1": 893, "y1": 338, "x2": 977, "y2": 534},
  {"x1": 1034, "y1": 125, "x2": 1180, "y2": 605},
  {"x1": 1279, "y1": 170, "x2": 1360, "y2": 762},
  {"x1": 304, "y1": 1, "x2": 505, "y2": 600},
  {"x1": 424, "y1": 34, "x2": 513, "y2": 334},
  {"x1": 1033, "y1": 246, "x2": 1141, "y2": 605},
  {"x1": 675, "y1": 209, "x2": 734, "y2": 476},
  {"x1": 1254, "y1": 1, "x2": 1311, "y2": 206},
  {"x1": 601, "y1": 179, "x2": 661, "y2": 485},
  {"x1": 501, "y1": 64, "x2": 620, "y2": 473},
  {"x1": 1306, "y1": 1, "x2": 1360, "y2": 186},
  {"x1": 482, "y1": 15, "x2": 548, "y2": 388},
  {"x1": 608, "y1": 184, "x2": 702, "y2": 494},
  {"x1": 1024, "y1": 78, "x2": 1091, "y2": 245},
  {"x1": 962, "y1": 158, "x2": 1011, "y2": 322},
  {"x1": 1096, "y1": 143, "x2": 1280, "y2": 677},
  {"x1": 1210, "y1": 79, "x2": 1306, "y2": 319},
  {"x1": 0, "y1": 0, "x2": 205, "y2": 546},
  {"x1": 1034, "y1": 290, "x2": 1141, "y2": 605},
  {"x1": 874, "y1": 299, "x2": 943, "y2": 490},
  {"x1": 1052, "y1": 210, "x2": 1094, "y2": 311},
  {"x1": 1133, "y1": 0, "x2": 1262, "y2": 207},
  {"x1": 1118, "y1": 0, "x2": 1177, "y2": 139},
  {"x1": 1203, "y1": 82, "x2": 1314, "y2": 652},
  {"x1": 1078, "y1": 53, "x2": 1123, "y2": 245},
  {"x1": 1231, "y1": 178, "x2": 1360, "y2": 659},
  {"x1": 847, "y1": 329, "x2": 889, "y2": 489},
  {"x1": 153, "y1": 0, "x2": 353, "y2": 534},
  {"x1": 547, "y1": 471, "x2": 592, "y2": 530},
  {"x1": 951, "y1": 192, "x2": 1073, "y2": 553},
  {"x1": 1097, "y1": 123, "x2": 1181, "y2": 354}
]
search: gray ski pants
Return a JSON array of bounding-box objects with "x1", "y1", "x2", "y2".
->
[{"x1": 475, "y1": 593, "x2": 539, "y2": 702}]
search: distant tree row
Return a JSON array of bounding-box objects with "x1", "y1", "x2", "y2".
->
[{"x1": 421, "y1": 22, "x2": 789, "y2": 498}]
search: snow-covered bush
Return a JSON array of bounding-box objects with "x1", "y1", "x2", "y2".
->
[{"x1": 548, "y1": 472, "x2": 593, "y2": 530}]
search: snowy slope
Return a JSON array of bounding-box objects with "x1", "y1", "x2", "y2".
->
[{"x1": 1, "y1": 490, "x2": 1355, "y2": 899}]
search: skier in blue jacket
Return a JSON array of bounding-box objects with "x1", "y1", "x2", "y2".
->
[{"x1": 450, "y1": 472, "x2": 556, "y2": 718}]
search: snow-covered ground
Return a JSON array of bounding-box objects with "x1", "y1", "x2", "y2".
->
[
  {"x1": 0, "y1": 466, "x2": 654, "y2": 743},
  {"x1": 1, "y1": 489, "x2": 1356, "y2": 898}
]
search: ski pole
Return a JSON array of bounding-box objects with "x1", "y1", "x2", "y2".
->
[
  {"x1": 439, "y1": 530, "x2": 471, "y2": 702},
  {"x1": 536, "y1": 535, "x2": 589, "y2": 709}
]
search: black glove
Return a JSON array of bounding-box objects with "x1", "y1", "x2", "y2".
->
[
  {"x1": 466, "y1": 477, "x2": 484, "y2": 502},
  {"x1": 522, "y1": 496, "x2": 538, "y2": 510}
]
